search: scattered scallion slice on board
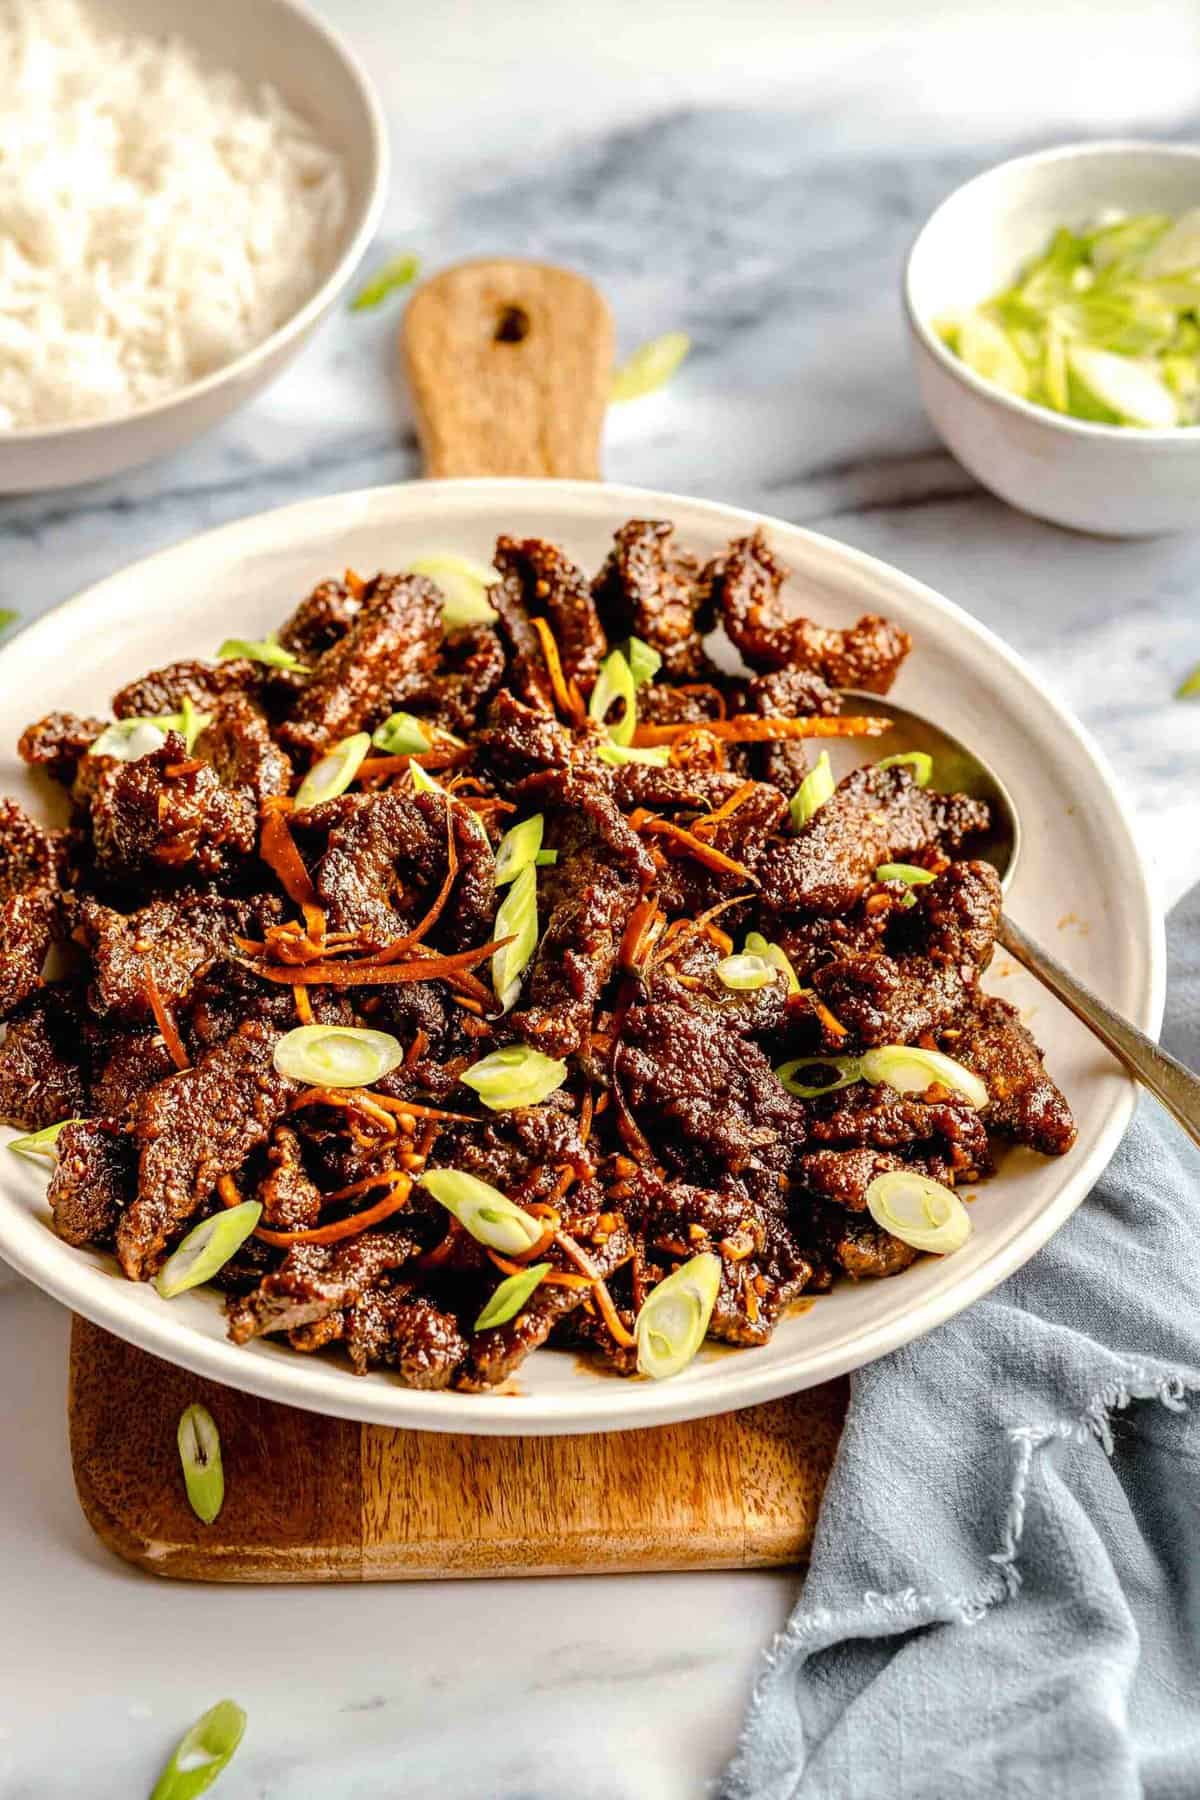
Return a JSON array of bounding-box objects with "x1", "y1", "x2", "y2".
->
[
  {"x1": 0, "y1": 609, "x2": 16, "y2": 634},
  {"x1": 743, "y1": 932, "x2": 801, "y2": 995},
  {"x1": 8, "y1": 1118, "x2": 79, "y2": 1160},
  {"x1": 774, "y1": 1055, "x2": 863, "y2": 1099},
  {"x1": 716, "y1": 952, "x2": 777, "y2": 992},
  {"x1": 1177, "y1": 663, "x2": 1200, "y2": 699},
  {"x1": 474, "y1": 1262, "x2": 552, "y2": 1332},
  {"x1": 621, "y1": 636, "x2": 663, "y2": 687},
  {"x1": 216, "y1": 632, "x2": 308, "y2": 672},
  {"x1": 89, "y1": 718, "x2": 170, "y2": 762},
  {"x1": 493, "y1": 814, "x2": 544, "y2": 886},
  {"x1": 419, "y1": 1168, "x2": 544, "y2": 1254},
  {"x1": 789, "y1": 751, "x2": 834, "y2": 830},
  {"x1": 589, "y1": 648, "x2": 638, "y2": 746},
  {"x1": 860, "y1": 1044, "x2": 988, "y2": 1109},
  {"x1": 865, "y1": 1169, "x2": 973, "y2": 1255},
  {"x1": 610, "y1": 331, "x2": 690, "y2": 403},
  {"x1": 150, "y1": 1699, "x2": 247, "y2": 1800},
  {"x1": 876, "y1": 750, "x2": 933, "y2": 787},
  {"x1": 460, "y1": 1044, "x2": 567, "y2": 1110},
  {"x1": 635, "y1": 1251, "x2": 721, "y2": 1380},
  {"x1": 177, "y1": 1404, "x2": 224, "y2": 1526},
  {"x1": 409, "y1": 554, "x2": 500, "y2": 630},
  {"x1": 350, "y1": 252, "x2": 420, "y2": 312},
  {"x1": 156, "y1": 1203, "x2": 263, "y2": 1300},
  {"x1": 293, "y1": 731, "x2": 371, "y2": 809},
  {"x1": 372, "y1": 711, "x2": 431, "y2": 755},
  {"x1": 596, "y1": 742, "x2": 671, "y2": 766},
  {"x1": 273, "y1": 1025, "x2": 403, "y2": 1087},
  {"x1": 492, "y1": 863, "x2": 538, "y2": 1010}
]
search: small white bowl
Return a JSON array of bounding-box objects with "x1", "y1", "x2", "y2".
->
[
  {"x1": 905, "y1": 140, "x2": 1200, "y2": 537},
  {"x1": 0, "y1": 0, "x2": 388, "y2": 494}
]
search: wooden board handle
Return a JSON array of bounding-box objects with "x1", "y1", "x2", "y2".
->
[{"x1": 401, "y1": 259, "x2": 614, "y2": 479}]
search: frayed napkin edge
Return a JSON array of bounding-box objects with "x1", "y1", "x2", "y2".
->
[{"x1": 718, "y1": 1363, "x2": 1200, "y2": 1800}]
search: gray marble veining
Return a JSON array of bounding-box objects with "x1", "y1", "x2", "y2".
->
[{"x1": 2, "y1": 2, "x2": 1199, "y2": 1795}]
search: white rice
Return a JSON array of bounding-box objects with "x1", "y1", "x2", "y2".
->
[{"x1": 0, "y1": 0, "x2": 347, "y2": 430}]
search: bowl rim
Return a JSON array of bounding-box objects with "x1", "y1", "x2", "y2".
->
[
  {"x1": 903, "y1": 136, "x2": 1200, "y2": 449},
  {"x1": 0, "y1": 0, "x2": 389, "y2": 445}
]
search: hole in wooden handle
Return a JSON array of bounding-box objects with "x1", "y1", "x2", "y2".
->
[{"x1": 494, "y1": 305, "x2": 531, "y2": 345}]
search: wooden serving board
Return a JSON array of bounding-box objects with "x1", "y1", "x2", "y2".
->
[{"x1": 66, "y1": 259, "x2": 849, "y2": 1581}]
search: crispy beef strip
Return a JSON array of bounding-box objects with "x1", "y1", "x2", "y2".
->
[
  {"x1": 431, "y1": 1095, "x2": 590, "y2": 1205},
  {"x1": 493, "y1": 535, "x2": 606, "y2": 690},
  {"x1": 227, "y1": 1230, "x2": 416, "y2": 1343},
  {"x1": 119, "y1": 1020, "x2": 296, "y2": 1280},
  {"x1": 90, "y1": 733, "x2": 256, "y2": 884},
  {"x1": 827, "y1": 1212, "x2": 919, "y2": 1279},
  {"x1": 193, "y1": 692, "x2": 293, "y2": 807},
  {"x1": 89, "y1": 1029, "x2": 179, "y2": 1119},
  {"x1": 643, "y1": 930, "x2": 789, "y2": 1038},
  {"x1": 80, "y1": 890, "x2": 276, "y2": 1023},
  {"x1": 511, "y1": 765, "x2": 655, "y2": 1057},
  {"x1": 277, "y1": 578, "x2": 360, "y2": 660},
  {"x1": 0, "y1": 798, "x2": 64, "y2": 1017},
  {"x1": 47, "y1": 1118, "x2": 135, "y2": 1249},
  {"x1": 279, "y1": 572, "x2": 443, "y2": 756},
  {"x1": 0, "y1": 992, "x2": 87, "y2": 1129},
  {"x1": 392, "y1": 625, "x2": 507, "y2": 737},
  {"x1": 591, "y1": 518, "x2": 711, "y2": 680},
  {"x1": 804, "y1": 1083, "x2": 991, "y2": 1178},
  {"x1": 704, "y1": 530, "x2": 912, "y2": 693},
  {"x1": 258, "y1": 1125, "x2": 323, "y2": 1231},
  {"x1": 477, "y1": 689, "x2": 579, "y2": 777},
  {"x1": 812, "y1": 861, "x2": 1002, "y2": 1046},
  {"x1": 311, "y1": 788, "x2": 495, "y2": 946},
  {"x1": 18, "y1": 711, "x2": 106, "y2": 784},
  {"x1": 112, "y1": 657, "x2": 265, "y2": 719},
  {"x1": 337, "y1": 1289, "x2": 468, "y2": 1386},
  {"x1": 952, "y1": 996, "x2": 1076, "y2": 1156},
  {"x1": 758, "y1": 766, "x2": 990, "y2": 918},
  {"x1": 739, "y1": 667, "x2": 841, "y2": 794}
]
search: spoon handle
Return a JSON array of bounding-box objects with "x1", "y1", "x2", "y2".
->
[{"x1": 998, "y1": 914, "x2": 1200, "y2": 1149}]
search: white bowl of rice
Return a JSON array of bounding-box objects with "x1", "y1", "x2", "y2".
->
[{"x1": 0, "y1": 0, "x2": 388, "y2": 491}]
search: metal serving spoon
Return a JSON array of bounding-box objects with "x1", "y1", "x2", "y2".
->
[{"x1": 840, "y1": 693, "x2": 1200, "y2": 1148}]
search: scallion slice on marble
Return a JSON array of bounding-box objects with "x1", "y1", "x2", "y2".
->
[
  {"x1": 610, "y1": 331, "x2": 690, "y2": 403},
  {"x1": 150, "y1": 1698, "x2": 247, "y2": 1799},
  {"x1": 1178, "y1": 662, "x2": 1200, "y2": 699},
  {"x1": 350, "y1": 252, "x2": 420, "y2": 312}
]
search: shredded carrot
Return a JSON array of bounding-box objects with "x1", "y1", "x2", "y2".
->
[
  {"x1": 530, "y1": 616, "x2": 586, "y2": 724},
  {"x1": 633, "y1": 714, "x2": 890, "y2": 747},
  {"x1": 242, "y1": 936, "x2": 505, "y2": 986},
  {"x1": 293, "y1": 984, "x2": 315, "y2": 1025},
  {"x1": 324, "y1": 1168, "x2": 404, "y2": 1201},
  {"x1": 638, "y1": 816, "x2": 756, "y2": 883},
  {"x1": 554, "y1": 1230, "x2": 638, "y2": 1348},
  {"x1": 691, "y1": 779, "x2": 759, "y2": 838},
  {"x1": 812, "y1": 997, "x2": 849, "y2": 1040},
  {"x1": 579, "y1": 1088, "x2": 594, "y2": 1146},
  {"x1": 164, "y1": 757, "x2": 204, "y2": 778},
  {"x1": 618, "y1": 896, "x2": 662, "y2": 972},
  {"x1": 487, "y1": 1249, "x2": 590, "y2": 1289},
  {"x1": 371, "y1": 814, "x2": 458, "y2": 963},
  {"x1": 290, "y1": 1087, "x2": 398, "y2": 1133},
  {"x1": 345, "y1": 567, "x2": 365, "y2": 598},
  {"x1": 255, "y1": 1175, "x2": 412, "y2": 1247},
  {"x1": 142, "y1": 960, "x2": 190, "y2": 1071},
  {"x1": 369, "y1": 1095, "x2": 477, "y2": 1125},
  {"x1": 217, "y1": 1174, "x2": 243, "y2": 1209},
  {"x1": 260, "y1": 806, "x2": 319, "y2": 909},
  {"x1": 356, "y1": 747, "x2": 473, "y2": 778},
  {"x1": 405, "y1": 1028, "x2": 430, "y2": 1067}
]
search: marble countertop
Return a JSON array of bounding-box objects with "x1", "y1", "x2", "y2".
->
[{"x1": 2, "y1": 1, "x2": 1199, "y2": 1794}]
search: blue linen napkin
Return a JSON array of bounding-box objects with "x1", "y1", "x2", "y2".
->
[{"x1": 721, "y1": 886, "x2": 1200, "y2": 1800}]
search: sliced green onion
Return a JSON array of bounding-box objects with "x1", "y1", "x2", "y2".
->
[
  {"x1": 493, "y1": 814, "x2": 543, "y2": 886},
  {"x1": 865, "y1": 1169, "x2": 973, "y2": 1255},
  {"x1": 156, "y1": 1202, "x2": 263, "y2": 1300},
  {"x1": 1176, "y1": 662, "x2": 1200, "y2": 699},
  {"x1": 273, "y1": 1025, "x2": 403, "y2": 1088},
  {"x1": 350, "y1": 252, "x2": 420, "y2": 312},
  {"x1": 535, "y1": 849, "x2": 558, "y2": 866},
  {"x1": 1139, "y1": 207, "x2": 1200, "y2": 277},
  {"x1": 150, "y1": 1699, "x2": 247, "y2": 1800},
  {"x1": 955, "y1": 312, "x2": 1030, "y2": 397},
  {"x1": 775, "y1": 1055, "x2": 864, "y2": 1099},
  {"x1": 0, "y1": 609, "x2": 16, "y2": 633},
  {"x1": 474, "y1": 1262, "x2": 551, "y2": 1332},
  {"x1": 294, "y1": 732, "x2": 371, "y2": 809},
  {"x1": 621, "y1": 636, "x2": 663, "y2": 687},
  {"x1": 144, "y1": 695, "x2": 213, "y2": 753},
  {"x1": 743, "y1": 931, "x2": 802, "y2": 995},
  {"x1": 460, "y1": 1044, "x2": 567, "y2": 1111},
  {"x1": 492, "y1": 863, "x2": 538, "y2": 1010},
  {"x1": 635, "y1": 1251, "x2": 720, "y2": 1380},
  {"x1": 876, "y1": 750, "x2": 933, "y2": 787},
  {"x1": 409, "y1": 760, "x2": 445, "y2": 797},
  {"x1": 1067, "y1": 344, "x2": 1176, "y2": 428},
  {"x1": 589, "y1": 648, "x2": 637, "y2": 746},
  {"x1": 860, "y1": 1044, "x2": 988, "y2": 1109},
  {"x1": 596, "y1": 742, "x2": 671, "y2": 767},
  {"x1": 8, "y1": 1118, "x2": 80, "y2": 1161},
  {"x1": 611, "y1": 331, "x2": 691, "y2": 403},
  {"x1": 419, "y1": 1168, "x2": 543, "y2": 1255},
  {"x1": 874, "y1": 863, "x2": 937, "y2": 910},
  {"x1": 177, "y1": 1403, "x2": 224, "y2": 1526},
  {"x1": 789, "y1": 751, "x2": 835, "y2": 830},
  {"x1": 217, "y1": 632, "x2": 308, "y2": 672},
  {"x1": 715, "y1": 952, "x2": 777, "y2": 992},
  {"x1": 372, "y1": 711, "x2": 431, "y2": 755},
  {"x1": 409, "y1": 553, "x2": 500, "y2": 630},
  {"x1": 90, "y1": 718, "x2": 170, "y2": 762}
]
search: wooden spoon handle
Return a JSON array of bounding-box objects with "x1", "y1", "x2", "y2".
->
[{"x1": 401, "y1": 259, "x2": 614, "y2": 480}]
